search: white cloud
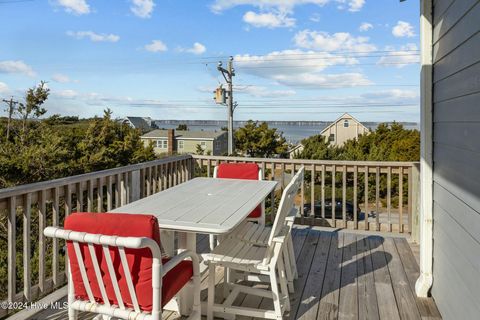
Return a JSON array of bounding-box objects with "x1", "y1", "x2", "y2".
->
[
  {"x1": 145, "y1": 40, "x2": 168, "y2": 52},
  {"x1": 236, "y1": 85, "x2": 296, "y2": 97},
  {"x1": 359, "y1": 22, "x2": 373, "y2": 32},
  {"x1": 130, "y1": 0, "x2": 155, "y2": 18},
  {"x1": 52, "y1": 73, "x2": 71, "y2": 83},
  {"x1": 294, "y1": 30, "x2": 376, "y2": 52},
  {"x1": 273, "y1": 72, "x2": 371, "y2": 88},
  {"x1": 234, "y1": 49, "x2": 369, "y2": 89},
  {"x1": 0, "y1": 60, "x2": 36, "y2": 77},
  {"x1": 56, "y1": 0, "x2": 90, "y2": 15},
  {"x1": 178, "y1": 42, "x2": 207, "y2": 55},
  {"x1": 361, "y1": 89, "x2": 419, "y2": 101},
  {"x1": 377, "y1": 43, "x2": 420, "y2": 67},
  {"x1": 55, "y1": 89, "x2": 79, "y2": 98},
  {"x1": 392, "y1": 21, "x2": 415, "y2": 38},
  {"x1": 211, "y1": 0, "x2": 364, "y2": 13},
  {"x1": 243, "y1": 11, "x2": 295, "y2": 28},
  {"x1": 0, "y1": 82, "x2": 9, "y2": 94},
  {"x1": 66, "y1": 31, "x2": 120, "y2": 42}
]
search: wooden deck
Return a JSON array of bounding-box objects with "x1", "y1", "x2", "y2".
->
[{"x1": 28, "y1": 227, "x2": 441, "y2": 320}]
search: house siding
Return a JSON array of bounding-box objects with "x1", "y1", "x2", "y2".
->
[
  {"x1": 432, "y1": 1, "x2": 480, "y2": 319},
  {"x1": 320, "y1": 114, "x2": 369, "y2": 146}
]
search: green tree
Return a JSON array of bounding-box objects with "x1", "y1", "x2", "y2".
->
[
  {"x1": 16, "y1": 81, "x2": 49, "y2": 138},
  {"x1": 294, "y1": 135, "x2": 338, "y2": 160},
  {"x1": 235, "y1": 120, "x2": 288, "y2": 157},
  {"x1": 195, "y1": 144, "x2": 205, "y2": 155},
  {"x1": 176, "y1": 124, "x2": 188, "y2": 131}
]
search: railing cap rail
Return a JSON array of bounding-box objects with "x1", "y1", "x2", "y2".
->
[
  {"x1": 191, "y1": 155, "x2": 420, "y2": 167},
  {"x1": 0, "y1": 154, "x2": 192, "y2": 200}
]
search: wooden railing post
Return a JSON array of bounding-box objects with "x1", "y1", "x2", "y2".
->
[
  {"x1": 410, "y1": 163, "x2": 421, "y2": 243},
  {"x1": 130, "y1": 170, "x2": 141, "y2": 202}
]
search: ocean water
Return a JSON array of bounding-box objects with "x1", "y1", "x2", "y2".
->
[{"x1": 155, "y1": 122, "x2": 419, "y2": 144}]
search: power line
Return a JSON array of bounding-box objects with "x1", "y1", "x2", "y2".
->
[{"x1": 235, "y1": 61, "x2": 419, "y2": 69}]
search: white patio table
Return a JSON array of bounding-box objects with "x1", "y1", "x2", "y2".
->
[{"x1": 110, "y1": 177, "x2": 278, "y2": 314}]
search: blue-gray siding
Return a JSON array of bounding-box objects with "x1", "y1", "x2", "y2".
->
[{"x1": 432, "y1": 0, "x2": 480, "y2": 319}]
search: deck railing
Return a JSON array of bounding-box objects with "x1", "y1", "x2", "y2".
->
[
  {"x1": 0, "y1": 155, "x2": 192, "y2": 318},
  {"x1": 0, "y1": 154, "x2": 419, "y2": 317},
  {"x1": 192, "y1": 155, "x2": 420, "y2": 235}
]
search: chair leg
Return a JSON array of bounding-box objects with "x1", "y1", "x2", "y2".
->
[
  {"x1": 68, "y1": 267, "x2": 78, "y2": 320},
  {"x1": 207, "y1": 264, "x2": 216, "y2": 320},
  {"x1": 269, "y1": 267, "x2": 283, "y2": 319},
  {"x1": 282, "y1": 246, "x2": 295, "y2": 294},
  {"x1": 287, "y1": 236, "x2": 298, "y2": 279},
  {"x1": 277, "y1": 254, "x2": 291, "y2": 312},
  {"x1": 209, "y1": 234, "x2": 216, "y2": 251}
]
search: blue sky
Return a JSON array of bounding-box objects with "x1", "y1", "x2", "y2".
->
[{"x1": 0, "y1": 0, "x2": 420, "y2": 122}]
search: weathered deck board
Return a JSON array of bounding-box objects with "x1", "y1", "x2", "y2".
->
[{"x1": 27, "y1": 228, "x2": 441, "y2": 320}]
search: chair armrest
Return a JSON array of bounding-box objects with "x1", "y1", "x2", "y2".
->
[
  {"x1": 285, "y1": 207, "x2": 299, "y2": 223},
  {"x1": 162, "y1": 250, "x2": 200, "y2": 276},
  {"x1": 272, "y1": 225, "x2": 289, "y2": 244}
]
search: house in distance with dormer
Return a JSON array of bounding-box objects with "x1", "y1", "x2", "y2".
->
[{"x1": 320, "y1": 113, "x2": 370, "y2": 146}]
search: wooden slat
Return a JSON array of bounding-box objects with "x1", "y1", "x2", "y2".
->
[
  {"x1": 87, "y1": 180, "x2": 93, "y2": 212},
  {"x1": 321, "y1": 165, "x2": 325, "y2": 219},
  {"x1": 317, "y1": 232, "x2": 344, "y2": 319},
  {"x1": 106, "y1": 176, "x2": 113, "y2": 211},
  {"x1": 353, "y1": 166, "x2": 358, "y2": 229},
  {"x1": 332, "y1": 165, "x2": 336, "y2": 228},
  {"x1": 52, "y1": 187, "x2": 59, "y2": 287},
  {"x1": 115, "y1": 174, "x2": 121, "y2": 208},
  {"x1": 387, "y1": 167, "x2": 392, "y2": 232},
  {"x1": 23, "y1": 193, "x2": 32, "y2": 301},
  {"x1": 376, "y1": 166, "x2": 380, "y2": 231},
  {"x1": 310, "y1": 165, "x2": 315, "y2": 225},
  {"x1": 342, "y1": 165, "x2": 347, "y2": 227},
  {"x1": 357, "y1": 235, "x2": 380, "y2": 320},
  {"x1": 295, "y1": 231, "x2": 332, "y2": 319},
  {"x1": 394, "y1": 238, "x2": 442, "y2": 319},
  {"x1": 364, "y1": 166, "x2": 369, "y2": 231},
  {"x1": 338, "y1": 233, "x2": 358, "y2": 319},
  {"x1": 76, "y1": 182, "x2": 83, "y2": 212},
  {"x1": 382, "y1": 237, "x2": 421, "y2": 319},
  {"x1": 398, "y1": 167, "x2": 403, "y2": 233},
  {"x1": 38, "y1": 190, "x2": 46, "y2": 294},
  {"x1": 97, "y1": 177, "x2": 103, "y2": 213},
  {"x1": 368, "y1": 236, "x2": 400, "y2": 320},
  {"x1": 288, "y1": 229, "x2": 322, "y2": 319}
]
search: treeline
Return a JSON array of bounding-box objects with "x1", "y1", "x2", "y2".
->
[
  {"x1": 0, "y1": 83, "x2": 155, "y2": 189},
  {"x1": 295, "y1": 122, "x2": 420, "y2": 161}
]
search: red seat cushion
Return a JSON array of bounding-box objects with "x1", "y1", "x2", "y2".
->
[
  {"x1": 64, "y1": 212, "x2": 192, "y2": 311},
  {"x1": 217, "y1": 163, "x2": 262, "y2": 218}
]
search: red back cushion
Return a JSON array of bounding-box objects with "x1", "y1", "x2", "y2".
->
[
  {"x1": 217, "y1": 163, "x2": 262, "y2": 218},
  {"x1": 65, "y1": 212, "x2": 161, "y2": 311}
]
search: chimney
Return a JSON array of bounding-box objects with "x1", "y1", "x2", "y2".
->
[{"x1": 167, "y1": 129, "x2": 175, "y2": 154}]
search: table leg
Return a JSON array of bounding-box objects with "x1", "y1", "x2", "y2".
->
[
  {"x1": 173, "y1": 231, "x2": 197, "y2": 315},
  {"x1": 160, "y1": 230, "x2": 175, "y2": 257}
]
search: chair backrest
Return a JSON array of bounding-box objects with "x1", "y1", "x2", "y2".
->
[
  {"x1": 59, "y1": 212, "x2": 162, "y2": 313},
  {"x1": 214, "y1": 162, "x2": 262, "y2": 180},
  {"x1": 268, "y1": 167, "x2": 304, "y2": 246}
]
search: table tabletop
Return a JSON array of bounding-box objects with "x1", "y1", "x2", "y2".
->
[{"x1": 110, "y1": 177, "x2": 277, "y2": 235}]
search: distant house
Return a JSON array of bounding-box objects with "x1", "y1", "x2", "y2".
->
[
  {"x1": 141, "y1": 129, "x2": 227, "y2": 155},
  {"x1": 320, "y1": 113, "x2": 370, "y2": 146},
  {"x1": 287, "y1": 144, "x2": 304, "y2": 159},
  {"x1": 122, "y1": 117, "x2": 155, "y2": 132}
]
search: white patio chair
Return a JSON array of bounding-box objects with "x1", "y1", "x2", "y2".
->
[
  {"x1": 205, "y1": 167, "x2": 304, "y2": 320},
  {"x1": 44, "y1": 212, "x2": 201, "y2": 320},
  {"x1": 209, "y1": 162, "x2": 265, "y2": 251}
]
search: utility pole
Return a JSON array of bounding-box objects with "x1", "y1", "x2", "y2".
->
[
  {"x1": 216, "y1": 56, "x2": 236, "y2": 155},
  {"x1": 2, "y1": 97, "x2": 19, "y2": 141}
]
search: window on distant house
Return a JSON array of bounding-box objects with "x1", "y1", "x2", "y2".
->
[
  {"x1": 215, "y1": 140, "x2": 221, "y2": 149},
  {"x1": 156, "y1": 139, "x2": 167, "y2": 148},
  {"x1": 329, "y1": 134, "x2": 335, "y2": 142},
  {"x1": 178, "y1": 140, "x2": 184, "y2": 149},
  {"x1": 344, "y1": 120, "x2": 349, "y2": 127},
  {"x1": 200, "y1": 141, "x2": 207, "y2": 150}
]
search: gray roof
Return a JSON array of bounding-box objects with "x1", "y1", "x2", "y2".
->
[
  {"x1": 141, "y1": 130, "x2": 226, "y2": 140},
  {"x1": 124, "y1": 117, "x2": 151, "y2": 131}
]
